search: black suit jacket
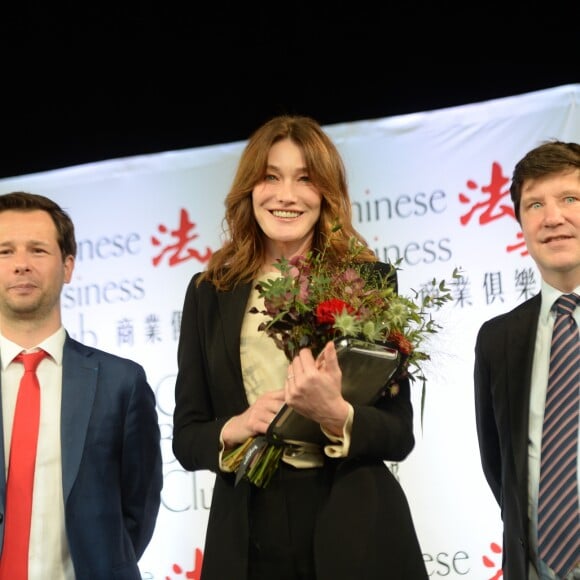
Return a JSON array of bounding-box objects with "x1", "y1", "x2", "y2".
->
[
  {"x1": 173, "y1": 263, "x2": 429, "y2": 580},
  {"x1": 474, "y1": 293, "x2": 541, "y2": 580}
]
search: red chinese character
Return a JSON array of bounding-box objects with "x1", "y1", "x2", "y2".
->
[
  {"x1": 506, "y1": 230, "x2": 529, "y2": 256},
  {"x1": 167, "y1": 547, "x2": 203, "y2": 580},
  {"x1": 482, "y1": 541, "x2": 503, "y2": 579},
  {"x1": 152, "y1": 209, "x2": 213, "y2": 267},
  {"x1": 459, "y1": 162, "x2": 514, "y2": 226}
]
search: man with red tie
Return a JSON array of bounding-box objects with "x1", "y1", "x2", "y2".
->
[{"x1": 0, "y1": 191, "x2": 162, "y2": 579}]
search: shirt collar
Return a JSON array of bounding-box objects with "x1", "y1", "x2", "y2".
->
[
  {"x1": 0, "y1": 327, "x2": 66, "y2": 370},
  {"x1": 540, "y1": 280, "x2": 580, "y2": 323}
]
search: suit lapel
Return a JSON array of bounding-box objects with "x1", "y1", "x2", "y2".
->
[
  {"x1": 60, "y1": 339, "x2": 98, "y2": 501},
  {"x1": 217, "y1": 281, "x2": 252, "y2": 375},
  {"x1": 505, "y1": 294, "x2": 540, "y2": 495}
]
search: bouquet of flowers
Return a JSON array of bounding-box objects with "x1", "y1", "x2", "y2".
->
[{"x1": 223, "y1": 233, "x2": 459, "y2": 487}]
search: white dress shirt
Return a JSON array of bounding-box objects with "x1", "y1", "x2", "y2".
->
[{"x1": 1, "y1": 327, "x2": 75, "y2": 579}]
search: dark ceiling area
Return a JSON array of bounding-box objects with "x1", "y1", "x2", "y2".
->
[{"x1": 1, "y1": 5, "x2": 578, "y2": 179}]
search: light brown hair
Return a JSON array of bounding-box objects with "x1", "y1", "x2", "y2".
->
[
  {"x1": 200, "y1": 115, "x2": 376, "y2": 290},
  {"x1": 510, "y1": 140, "x2": 580, "y2": 223}
]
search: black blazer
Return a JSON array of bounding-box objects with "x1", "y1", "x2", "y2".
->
[
  {"x1": 173, "y1": 263, "x2": 428, "y2": 580},
  {"x1": 474, "y1": 293, "x2": 541, "y2": 580}
]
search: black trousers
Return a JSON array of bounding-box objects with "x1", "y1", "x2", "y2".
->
[{"x1": 247, "y1": 463, "x2": 332, "y2": 580}]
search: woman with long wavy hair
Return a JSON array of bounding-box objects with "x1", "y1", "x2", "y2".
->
[{"x1": 173, "y1": 114, "x2": 428, "y2": 580}]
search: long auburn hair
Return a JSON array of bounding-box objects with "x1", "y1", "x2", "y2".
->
[{"x1": 199, "y1": 114, "x2": 377, "y2": 291}]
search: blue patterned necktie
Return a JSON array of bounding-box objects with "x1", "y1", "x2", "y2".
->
[{"x1": 537, "y1": 293, "x2": 580, "y2": 578}]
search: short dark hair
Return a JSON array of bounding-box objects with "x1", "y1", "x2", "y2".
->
[
  {"x1": 0, "y1": 191, "x2": 77, "y2": 258},
  {"x1": 510, "y1": 140, "x2": 580, "y2": 222}
]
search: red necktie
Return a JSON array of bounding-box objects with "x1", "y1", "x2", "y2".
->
[{"x1": 0, "y1": 350, "x2": 47, "y2": 579}]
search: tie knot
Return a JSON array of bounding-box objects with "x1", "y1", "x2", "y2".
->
[
  {"x1": 15, "y1": 350, "x2": 48, "y2": 372},
  {"x1": 554, "y1": 293, "x2": 580, "y2": 316}
]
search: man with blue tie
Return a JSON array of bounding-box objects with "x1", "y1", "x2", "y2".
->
[
  {"x1": 0, "y1": 191, "x2": 162, "y2": 579},
  {"x1": 474, "y1": 140, "x2": 580, "y2": 580}
]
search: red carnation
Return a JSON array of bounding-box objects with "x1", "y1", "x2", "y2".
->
[{"x1": 315, "y1": 299, "x2": 354, "y2": 324}]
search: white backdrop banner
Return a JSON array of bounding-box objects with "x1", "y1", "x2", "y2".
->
[{"x1": 1, "y1": 83, "x2": 579, "y2": 579}]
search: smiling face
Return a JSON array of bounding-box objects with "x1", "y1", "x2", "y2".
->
[
  {"x1": 252, "y1": 138, "x2": 322, "y2": 265},
  {"x1": 519, "y1": 168, "x2": 580, "y2": 291},
  {"x1": 0, "y1": 209, "x2": 74, "y2": 331}
]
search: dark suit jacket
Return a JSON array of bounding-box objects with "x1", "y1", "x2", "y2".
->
[
  {"x1": 0, "y1": 334, "x2": 163, "y2": 580},
  {"x1": 474, "y1": 293, "x2": 541, "y2": 580},
  {"x1": 173, "y1": 264, "x2": 428, "y2": 580}
]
